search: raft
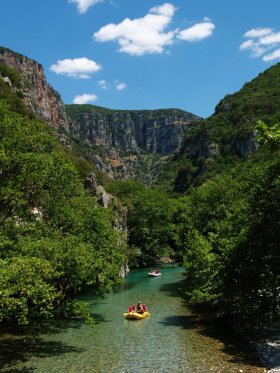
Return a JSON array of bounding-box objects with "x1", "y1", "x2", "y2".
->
[
  {"x1": 148, "y1": 271, "x2": 161, "y2": 277},
  {"x1": 123, "y1": 311, "x2": 150, "y2": 320}
]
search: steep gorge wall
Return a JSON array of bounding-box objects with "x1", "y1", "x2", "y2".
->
[
  {"x1": 0, "y1": 47, "x2": 68, "y2": 129},
  {"x1": 0, "y1": 46, "x2": 202, "y2": 182},
  {"x1": 66, "y1": 106, "x2": 202, "y2": 181},
  {"x1": 67, "y1": 108, "x2": 200, "y2": 156}
]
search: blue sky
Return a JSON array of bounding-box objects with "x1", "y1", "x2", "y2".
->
[{"x1": 1, "y1": 0, "x2": 280, "y2": 118}]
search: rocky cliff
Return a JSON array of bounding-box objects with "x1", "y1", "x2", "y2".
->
[
  {"x1": 67, "y1": 105, "x2": 200, "y2": 155},
  {"x1": 0, "y1": 46, "x2": 202, "y2": 183},
  {"x1": 66, "y1": 105, "x2": 201, "y2": 181},
  {"x1": 0, "y1": 47, "x2": 68, "y2": 129}
]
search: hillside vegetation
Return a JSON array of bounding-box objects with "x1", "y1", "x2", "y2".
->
[
  {"x1": 0, "y1": 75, "x2": 127, "y2": 326},
  {"x1": 108, "y1": 63, "x2": 280, "y2": 327},
  {"x1": 156, "y1": 62, "x2": 280, "y2": 193},
  {"x1": 1, "y1": 48, "x2": 280, "y2": 329}
]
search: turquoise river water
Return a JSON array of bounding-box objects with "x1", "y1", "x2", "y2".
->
[{"x1": 0, "y1": 266, "x2": 267, "y2": 372}]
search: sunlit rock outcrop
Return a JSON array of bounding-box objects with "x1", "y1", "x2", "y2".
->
[{"x1": 0, "y1": 47, "x2": 68, "y2": 129}]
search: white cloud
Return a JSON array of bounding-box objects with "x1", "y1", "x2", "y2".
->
[
  {"x1": 98, "y1": 79, "x2": 110, "y2": 89},
  {"x1": 239, "y1": 39, "x2": 266, "y2": 57},
  {"x1": 115, "y1": 82, "x2": 127, "y2": 91},
  {"x1": 93, "y1": 3, "x2": 215, "y2": 56},
  {"x1": 93, "y1": 3, "x2": 176, "y2": 55},
  {"x1": 251, "y1": 46, "x2": 267, "y2": 58},
  {"x1": 263, "y1": 48, "x2": 280, "y2": 62},
  {"x1": 49, "y1": 57, "x2": 102, "y2": 78},
  {"x1": 97, "y1": 79, "x2": 126, "y2": 90},
  {"x1": 73, "y1": 93, "x2": 98, "y2": 104},
  {"x1": 68, "y1": 0, "x2": 104, "y2": 14},
  {"x1": 240, "y1": 26, "x2": 280, "y2": 62},
  {"x1": 260, "y1": 32, "x2": 280, "y2": 45},
  {"x1": 244, "y1": 27, "x2": 273, "y2": 38},
  {"x1": 239, "y1": 39, "x2": 254, "y2": 50},
  {"x1": 177, "y1": 18, "x2": 215, "y2": 42}
]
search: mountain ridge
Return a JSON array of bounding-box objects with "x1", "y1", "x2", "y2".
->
[
  {"x1": 0, "y1": 46, "x2": 201, "y2": 183},
  {"x1": 1, "y1": 45, "x2": 280, "y2": 189},
  {"x1": 157, "y1": 61, "x2": 280, "y2": 193}
]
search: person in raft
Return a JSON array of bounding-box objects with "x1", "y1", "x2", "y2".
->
[
  {"x1": 128, "y1": 305, "x2": 136, "y2": 313},
  {"x1": 136, "y1": 301, "x2": 145, "y2": 314}
]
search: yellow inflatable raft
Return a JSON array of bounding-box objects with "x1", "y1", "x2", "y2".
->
[{"x1": 123, "y1": 311, "x2": 150, "y2": 320}]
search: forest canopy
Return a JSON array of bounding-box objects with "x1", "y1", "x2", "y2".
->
[{"x1": 0, "y1": 100, "x2": 127, "y2": 325}]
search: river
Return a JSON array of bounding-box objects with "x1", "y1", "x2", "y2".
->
[{"x1": 0, "y1": 266, "x2": 266, "y2": 372}]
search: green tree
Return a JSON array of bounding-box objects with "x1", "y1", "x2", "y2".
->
[
  {"x1": 0, "y1": 100, "x2": 127, "y2": 325},
  {"x1": 0, "y1": 257, "x2": 57, "y2": 325},
  {"x1": 256, "y1": 120, "x2": 280, "y2": 148},
  {"x1": 176, "y1": 173, "x2": 248, "y2": 306},
  {"x1": 223, "y1": 154, "x2": 280, "y2": 324},
  {"x1": 128, "y1": 188, "x2": 176, "y2": 265}
]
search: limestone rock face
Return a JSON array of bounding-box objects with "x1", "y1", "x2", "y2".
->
[
  {"x1": 83, "y1": 172, "x2": 111, "y2": 208},
  {"x1": 66, "y1": 106, "x2": 201, "y2": 180},
  {"x1": 0, "y1": 48, "x2": 68, "y2": 129},
  {"x1": 84, "y1": 172, "x2": 98, "y2": 192},
  {"x1": 0, "y1": 47, "x2": 203, "y2": 183},
  {"x1": 68, "y1": 108, "x2": 200, "y2": 156}
]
